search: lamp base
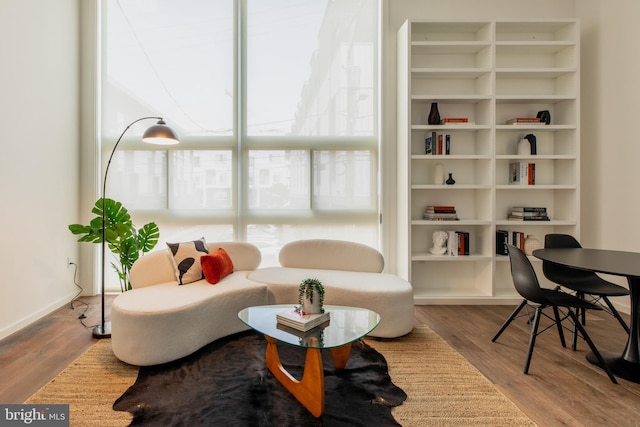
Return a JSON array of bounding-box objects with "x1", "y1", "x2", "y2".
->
[{"x1": 92, "y1": 322, "x2": 112, "y2": 339}]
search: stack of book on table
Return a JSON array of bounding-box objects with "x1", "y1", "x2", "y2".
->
[
  {"x1": 508, "y1": 207, "x2": 549, "y2": 221},
  {"x1": 423, "y1": 205, "x2": 459, "y2": 221},
  {"x1": 276, "y1": 308, "x2": 330, "y2": 332}
]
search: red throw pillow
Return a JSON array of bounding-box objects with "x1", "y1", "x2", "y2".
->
[{"x1": 201, "y1": 248, "x2": 234, "y2": 284}]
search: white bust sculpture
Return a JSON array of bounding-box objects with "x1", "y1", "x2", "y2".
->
[{"x1": 430, "y1": 230, "x2": 448, "y2": 255}]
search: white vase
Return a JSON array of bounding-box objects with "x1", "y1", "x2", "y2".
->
[
  {"x1": 302, "y1": 290, "x2": 321, "y2": 314},
  {"x1": 524, "y1": 235, "x2": 542, "y2": 256},
  {"x1": 433, "y1": 163, "x2": 444, "y2": 185},
  {"x1": 517, "y1": 138, "x2": 531, "y2": 155}
]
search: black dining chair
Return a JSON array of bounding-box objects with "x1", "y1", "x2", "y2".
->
[
  {"x1": 492, "y1": 245, "x2": 617, "y2": 383},
  {"x1": 542, "y1": 234, "x2": 630, "y2": 349}
]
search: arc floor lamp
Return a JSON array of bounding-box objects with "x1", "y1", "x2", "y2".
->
[{"x1": 93, "y1": 116, "x2": 179, "y2": 339}]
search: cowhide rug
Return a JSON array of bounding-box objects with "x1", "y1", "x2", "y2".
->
[{"x1": 113, "y1": 330, "x2": 406, "y2": 426}]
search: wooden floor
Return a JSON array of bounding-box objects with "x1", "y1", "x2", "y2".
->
[{"x1": 2, "y1": 297, "x2": 640, "y2": 426}]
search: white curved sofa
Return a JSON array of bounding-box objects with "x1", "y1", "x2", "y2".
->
[
  {"x1": 248, "y1": 239, "x2": 414, "y2": 339},
  {"x1": 111, "y1": 239, "x2": 414, "y2": 366}
]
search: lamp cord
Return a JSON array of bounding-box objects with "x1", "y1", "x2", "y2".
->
[{"x1": 68, "y1": 262, "x2": 90, "y2": 327}]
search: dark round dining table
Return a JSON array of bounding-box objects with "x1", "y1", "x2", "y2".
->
[{"x1": 533, "y1": 248, "x2": 640, "y2": 383}]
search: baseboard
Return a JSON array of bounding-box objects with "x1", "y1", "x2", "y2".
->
[{"x1": 0, "y1": 292, "x2": 78, "y2": 341}]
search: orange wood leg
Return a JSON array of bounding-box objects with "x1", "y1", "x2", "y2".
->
[
  {"x1": 330, "y1": 343, "x2": 352, "y2": 370},
  {"x1": 264, "y1": 335, "x2": 325, "y2": 417}
]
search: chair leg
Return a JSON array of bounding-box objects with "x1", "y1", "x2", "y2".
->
[
  {"x1": 568, "y1": 310, "x2": 618, "y2": 384},
  {"x1": 603, "y1": 296, "x2": 631, "y2": 335},
  {"x1": 524, "y1": 307, "x2": 542, "y2": 374},
  {"x1": 571, "y1": 308, "x2": 579, "y2": 351},
  {"x1": 552, "y1": 306, "x2": 567, "y2": 348},
  {"x1": 492, "y1": 300, "x2": 527, "y2": 342}
]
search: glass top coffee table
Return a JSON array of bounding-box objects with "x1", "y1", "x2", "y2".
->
[{"x1": 238, "y1": 304, "x2": 380, "y2": 417}]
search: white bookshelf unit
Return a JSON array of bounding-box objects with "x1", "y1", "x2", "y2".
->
[{"x1": 397, "y1": 19, "x2": 579, "y2": 304}]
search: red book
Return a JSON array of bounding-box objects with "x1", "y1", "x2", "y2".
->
[
  {"x1": 442, "y1": 117, "x2": 468, "y2": 123},
  {"x1": 429, "y1": 205, "x2": 455, "y2": 211}
]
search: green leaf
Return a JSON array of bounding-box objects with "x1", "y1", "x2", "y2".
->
[{"x1": 138, "y1": 222, "x2": 160, "y2": 253}]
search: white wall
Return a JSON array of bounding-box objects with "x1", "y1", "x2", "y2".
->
[
  {"x1": 0, "y1": 0, "x2": 81, "y2": 339},
  {"x1": 576, "y1": 0, "x2": 640, "y2": 312}
]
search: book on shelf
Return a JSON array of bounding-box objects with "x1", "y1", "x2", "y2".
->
[
  {"x1": 510, "y1": 211, "x2": 547, "y2": 217},
  {"x1": 425, "y1": 132, "x2": 452, "y2": 155},
  {"x1": 423, "y1": 214, "x2": 459, "y2": 220},
  {"x1": 506, "y1": 117, "x2": 543, "y2": 125},
  {"x1": 508, "y1": 215, "x2": 550, "y2": 221},
  {"x1": 496, "y1": 229, "x2": 509, "y2": 255},
  {"x1": 424, "y1": 204, "x2": 458, "y2": 220},
  {"x1": 276, "y1": 308, "x2": 331, "y2": 332},
  {"x1": 425, "y1": 134, "x2": 434, "y2": 155},
  {"x1": 510, "y1": 231, "x2": 525, "y2": 250},
  {"x1": 457, "y1": 231, "x2": 470, "y2": 256},
  {"x1": 441, "y1": 118, "x2": 474, "y2": 125},
  {"x1": 426, "y1": 205, "x2": 456, "y2": 212},
  {"x1": 447, "y1": 230, "x2": 458, "y2": 256},
  {"x1": 511, "y1": 207, "x2": 547, "y2": 213},
  {"x1": 509, "y1": 162, "x2": 535, "y2": 185}
]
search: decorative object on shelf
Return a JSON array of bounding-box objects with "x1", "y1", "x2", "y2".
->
[
  {"x1": 428, "y1": 102, "x2": 441, "y2": 125},
  {"x1": 433, "y1": 163, "x2": 444, "y2": 185},
  {"x1": 524, "y1": 235, "x2": 543, "y2": 256},
  {"x1": 445, "y1": 173, "x2": 455, "y2": 185},
  {"x1": 517, "y1": 138, "x2": 531, "y2": 155},
  {"x1": 523, "y1": 134, "x2": 537, "y2": 154},
  {"x1": 429, "y1": 230, "x2": 448, "y2": 255},
  {"x1": 70, "y1": 117, "x2": 179, "y2": 339},
  {"x1": 298, "y1": 278, "x2": 325, "y2": 314},
  {"x1": 536, "y1": 110, "x2": 551, "y2": 125}
]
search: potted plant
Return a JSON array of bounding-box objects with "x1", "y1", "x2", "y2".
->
[
  {"x1": 68, "y1": 198, "x2": 159, "y2": 292},
  {"x1": 298, "y1": 278, "x2": 325, "y2": 314}
]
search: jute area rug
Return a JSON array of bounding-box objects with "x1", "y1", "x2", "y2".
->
[{"x1": 25, "y1": 326, "x2": 535, "y2": 426}]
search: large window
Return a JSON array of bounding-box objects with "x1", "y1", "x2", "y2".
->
[{"x1": 102, "y1": 0, "x2": 379, "y2": 269}]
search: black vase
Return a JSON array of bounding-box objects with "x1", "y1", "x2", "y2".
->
[
  {"x1": 428, "y1": 102, "x2": 441, "y2": 125},
  {"x1": 445, "y1": 173, "x2": 455, "y2": 185}
]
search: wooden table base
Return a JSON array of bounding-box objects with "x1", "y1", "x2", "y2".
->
[{"x1": 264, "y1": 335, "x2": 352, "y2": 417}]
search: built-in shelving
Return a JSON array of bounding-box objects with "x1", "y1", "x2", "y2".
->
[{"x1": 397, "y1": 19, "x2": 579, "y2": 304}]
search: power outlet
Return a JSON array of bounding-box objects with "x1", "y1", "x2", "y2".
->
[{"x1": 67, "y1": 257, "x2": 72, "y2": 268}]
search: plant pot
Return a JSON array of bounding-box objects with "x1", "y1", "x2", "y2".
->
[{"x1": 302, "y1": 290, "x2": 322, "y2": 314}]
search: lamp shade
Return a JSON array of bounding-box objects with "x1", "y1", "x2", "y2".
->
[{"x1": 142, "y1": 119, "x2": 179, "y2": 145}]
